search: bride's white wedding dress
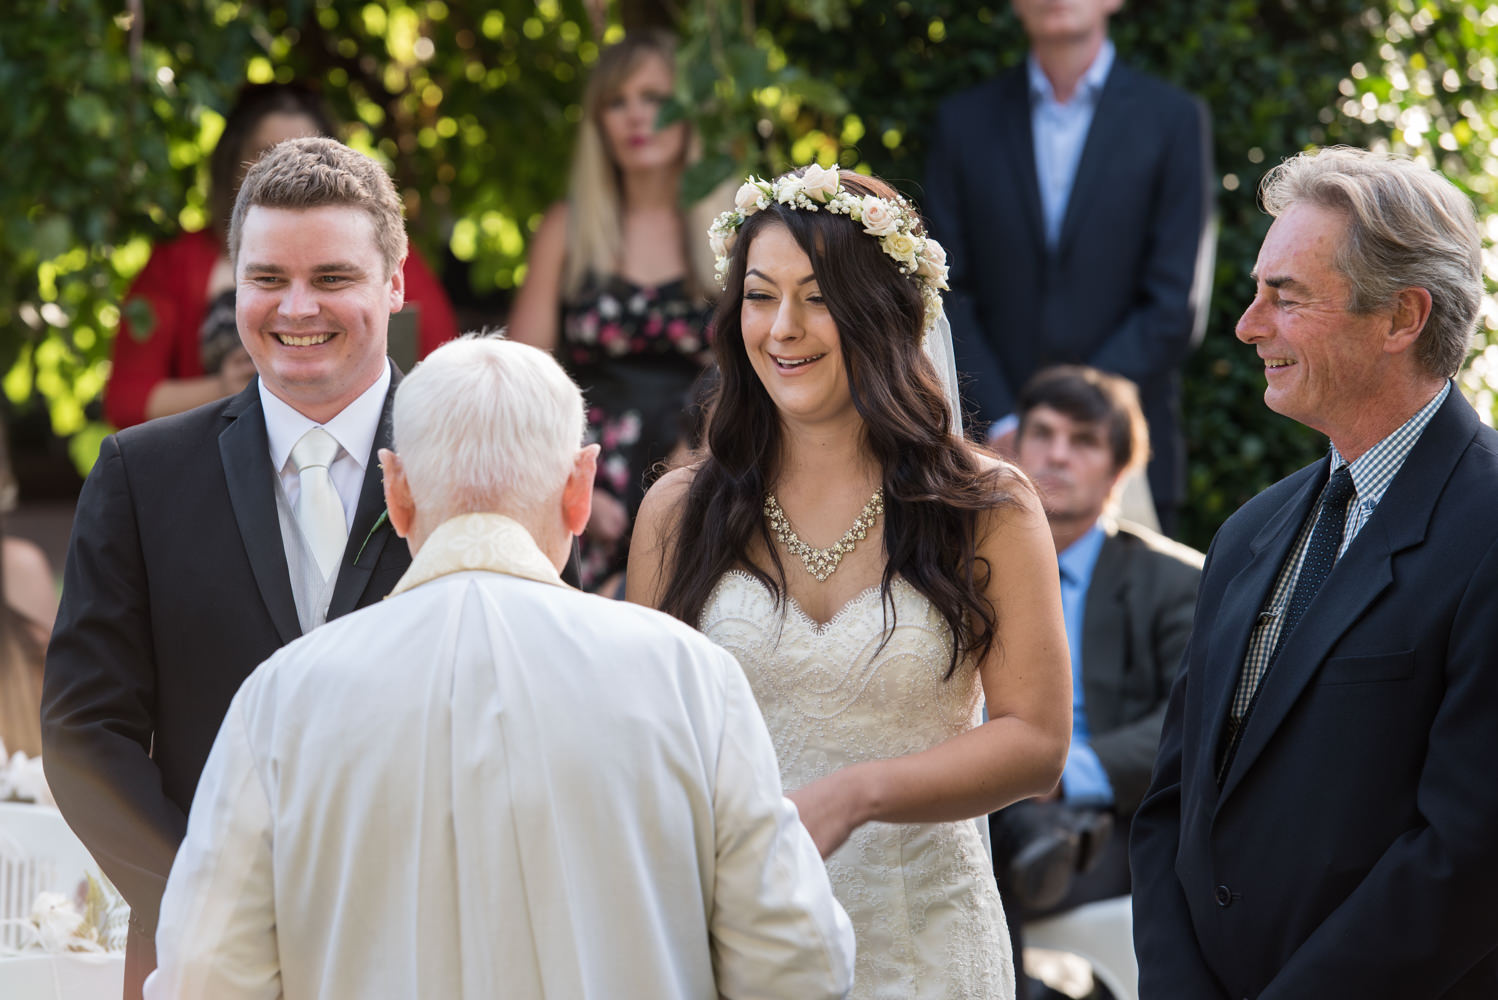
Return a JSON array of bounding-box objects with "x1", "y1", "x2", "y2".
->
[{"x1": 701, "y1": 570, "x2": 1014, "y2": 999}]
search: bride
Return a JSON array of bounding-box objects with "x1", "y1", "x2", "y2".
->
[{"x1": 628, "y1": 165, "x2": 1070, "y2": 998}]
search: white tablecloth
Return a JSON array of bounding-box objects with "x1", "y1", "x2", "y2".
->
[{"x1": 0, "y1": 952, "x2": 125, "y2": 999}]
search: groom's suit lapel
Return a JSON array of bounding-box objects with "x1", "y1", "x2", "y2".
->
[
  {"x1": 218, "y1": 383, "x2": 301, "y2": 646},
  {"x1": 330, "y1": 368, "x2": 403, "y2": 618},
  {"x1": 218, "y1": 367, "x2": 406, "y2": 643}
]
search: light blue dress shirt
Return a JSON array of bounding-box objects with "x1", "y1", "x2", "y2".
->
[
  {"x1": 1028, "y1": 40, "x2": 1116, "y2": 248},
  {"x1": 1057, "y1": 522, "x2": 1115, "y2": 806},
  {"x1": 984, "y1": 43, "x2": 1116, "y2": 450}
]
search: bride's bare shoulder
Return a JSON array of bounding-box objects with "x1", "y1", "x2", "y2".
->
[
  {"x1": 965, "y1": 444, "x2": 1040, "y2": 508},
  {"x1": 639, "y1": 464, "x2": 698, "y2": 522},
  {"x1": 627, "y1": 464, "x2": 700, "y2": 606}
]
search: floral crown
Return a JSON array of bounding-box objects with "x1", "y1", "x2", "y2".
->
[{"x1": 707, "y1": 164, "x2": 949, "y2": 337}]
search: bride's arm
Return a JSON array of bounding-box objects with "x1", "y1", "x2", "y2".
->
[
  {"x1": 789, "y1": 473, "x2": 1072, "y2": 857},
  {"x1": 625, "y1": 465, "x2": 694, "y2": 610}
]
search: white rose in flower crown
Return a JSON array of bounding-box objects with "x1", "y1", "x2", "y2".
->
[
  {"x1": 916, "y1": 238, "x2": 949, "y2": 287},
  {"x1": 734, "y1": 181, "x2": 764, "y2": 215},
  {"x1": 860, "y1": 196, "x2": 900, "y2": 237},
  {"x1": 800, "y1": 163, "x2": 841, "y2": 201},
  {"x1": 709, "y1": 228, "x2": 731, "y2": 261},
  {"x1": 776, "y1": 176, "x2": 805, "y2": 204},
  {"x1": 884, "y1": 231, "x2": 918, "y2": 263}
]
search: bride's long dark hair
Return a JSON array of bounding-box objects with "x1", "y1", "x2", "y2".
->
[{"x1": 657, "y1": 169, "x2": 1023, "y2": 677}]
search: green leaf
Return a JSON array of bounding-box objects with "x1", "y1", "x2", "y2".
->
[
  {"x1": 682, "y1": 153, "x2": 739, "y2": 205},
  {"x1": 32, "y1": 216, "x2": 73, "y2": 260},
  {"x1": 778, "y1": 71, "x2": 849, "y2": 115}
]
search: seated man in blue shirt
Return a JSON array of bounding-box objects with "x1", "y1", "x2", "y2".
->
[{"x1": 991, "y1": 366, "x2": 1202, "y2": 990}]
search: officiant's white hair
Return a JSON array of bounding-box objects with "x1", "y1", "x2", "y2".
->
[{"x1": 393, "y1": 334, "x2": 585, "y2": 517}]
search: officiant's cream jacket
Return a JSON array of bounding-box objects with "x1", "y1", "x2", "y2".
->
[{"x1": 148, "y1": 514, "x2": 854, "y2": 999}]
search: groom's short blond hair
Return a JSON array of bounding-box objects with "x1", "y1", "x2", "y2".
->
[{"x1": 229, "y1": 136, "x2": 408, "y2": 279}]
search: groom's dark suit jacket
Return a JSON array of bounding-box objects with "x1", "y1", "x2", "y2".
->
[
  {"x1": 42, "y1": 372, "x2": 410, "y2": 980},
  {"x1": 924, "y1": 61, "x2": 1213, "y2": 519},
  {"x1": 1130, "y1": 387, "x2": 1498, "y2": 999}
]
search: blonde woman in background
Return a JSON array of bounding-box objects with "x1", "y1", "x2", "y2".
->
[{"x1": 510, "y1": 30, "x2": 721, "y2": 595}]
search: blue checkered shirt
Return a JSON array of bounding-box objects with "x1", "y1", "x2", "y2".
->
[{"x1": 1228, "y1": 382, "x2": 1450, "y2": 719}]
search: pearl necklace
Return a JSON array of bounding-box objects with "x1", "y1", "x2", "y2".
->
[{"x1": 763, "y1": 487, "x2": 884, "y2": 582}]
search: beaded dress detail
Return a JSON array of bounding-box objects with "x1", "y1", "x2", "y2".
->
[{"x1": 700, "y1": 571, "x2": 1014, "y2": 999}]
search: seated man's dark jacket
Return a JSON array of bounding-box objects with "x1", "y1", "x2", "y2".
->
[
  {"x1": 1130, "y1": 387, "x2": 1498, "y2": 999},
  {"x1": 1081, "y1": 518, "x2": 1202, "y2": 818}
]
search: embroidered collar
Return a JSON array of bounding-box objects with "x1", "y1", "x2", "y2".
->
[{"x1": 387, "y1": 513, "x2": 568, "y2": 597}]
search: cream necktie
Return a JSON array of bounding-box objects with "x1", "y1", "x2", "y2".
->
[{"x1": 290, "y1": 427, "x2": 348, "y2": 580}]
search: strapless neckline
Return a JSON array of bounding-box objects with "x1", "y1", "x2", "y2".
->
[{"x1": 716, "y1": 569, "x2": 897, "y2": 633}]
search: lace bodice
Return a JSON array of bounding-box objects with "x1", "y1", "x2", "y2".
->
[{"x1": 701, "y1": 571, "x2": 1014, "y2": 999}]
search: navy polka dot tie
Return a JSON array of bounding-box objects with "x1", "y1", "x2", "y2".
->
[{"x1": 1270, "y1": 464, "x2": 1355, "y2": 664}]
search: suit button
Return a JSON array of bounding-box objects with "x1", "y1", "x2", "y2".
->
[{"x1": 1214, "y1": 884, "x2": 1233, "y2": 907}]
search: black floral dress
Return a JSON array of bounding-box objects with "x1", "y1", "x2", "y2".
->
[{"x1": 561, "y1": 275, "x2": 713, "y2": 590}]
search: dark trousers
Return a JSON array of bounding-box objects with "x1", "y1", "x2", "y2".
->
[
  {"x1": 999, "y1": 812, "x2": 1133, "y2": 1000},
  {"x1": 123, "y1": 917, "x2": 156, "y2": 1000}
]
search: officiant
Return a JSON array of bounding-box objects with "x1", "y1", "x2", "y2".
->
[{"x1": 145, "y1": 335, "x2": 855, "y2": 999}]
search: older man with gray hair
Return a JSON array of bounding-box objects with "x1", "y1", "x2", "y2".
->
[
  {"x1": 146, "y1": 336, "x2": 855, "y2": 1000},
  {"x1": 1131, "y1": 146, "x2": 1498, "y2": 998}
]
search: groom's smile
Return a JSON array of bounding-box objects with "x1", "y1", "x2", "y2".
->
[{"x1": 236, "y1": 203, "x2": 404, "y2": 424}]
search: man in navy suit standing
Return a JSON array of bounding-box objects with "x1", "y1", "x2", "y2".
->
[
  {"x1": 924, "y1": 0, "x2": 1214, "y2": 535},
  {"x1": 1131, "y1": 147, "x2": 1498, "y2": 998}
]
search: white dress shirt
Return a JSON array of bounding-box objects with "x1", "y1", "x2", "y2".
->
[
  {"x1": 147, "y1": 513, "x2": 854, "y2": 1000},
  {"x1": 259, "y1": 362, "x2": 391, "y2": 532}
]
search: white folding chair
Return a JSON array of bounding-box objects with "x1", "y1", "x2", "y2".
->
[
  {"x1": 0, "y1": 803, "x2": 100, "y2": 953},
  {"x1": 1024, "y1": 895, "x2": 1139, "y2": 1000}
]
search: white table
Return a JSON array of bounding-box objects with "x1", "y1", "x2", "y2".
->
[{"x1": 0, "y1": 952, "x2": 125, "y2": 999}]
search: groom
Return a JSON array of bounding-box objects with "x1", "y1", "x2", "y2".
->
[
  {"x1": 43, "y1": 136, "x2": 415, "y2": 999},
  {"x1": 146, "y1": 336, "x2": 855, "y2": 999}
]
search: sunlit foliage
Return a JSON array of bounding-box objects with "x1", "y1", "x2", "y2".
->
[{"x1": 4, "y1": 1, "x2": 1496, "y2": 549}]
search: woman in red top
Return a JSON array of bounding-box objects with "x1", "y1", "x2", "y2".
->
[{"x1": 104, "y1": 82, "x2": 457, "y2": 428}]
